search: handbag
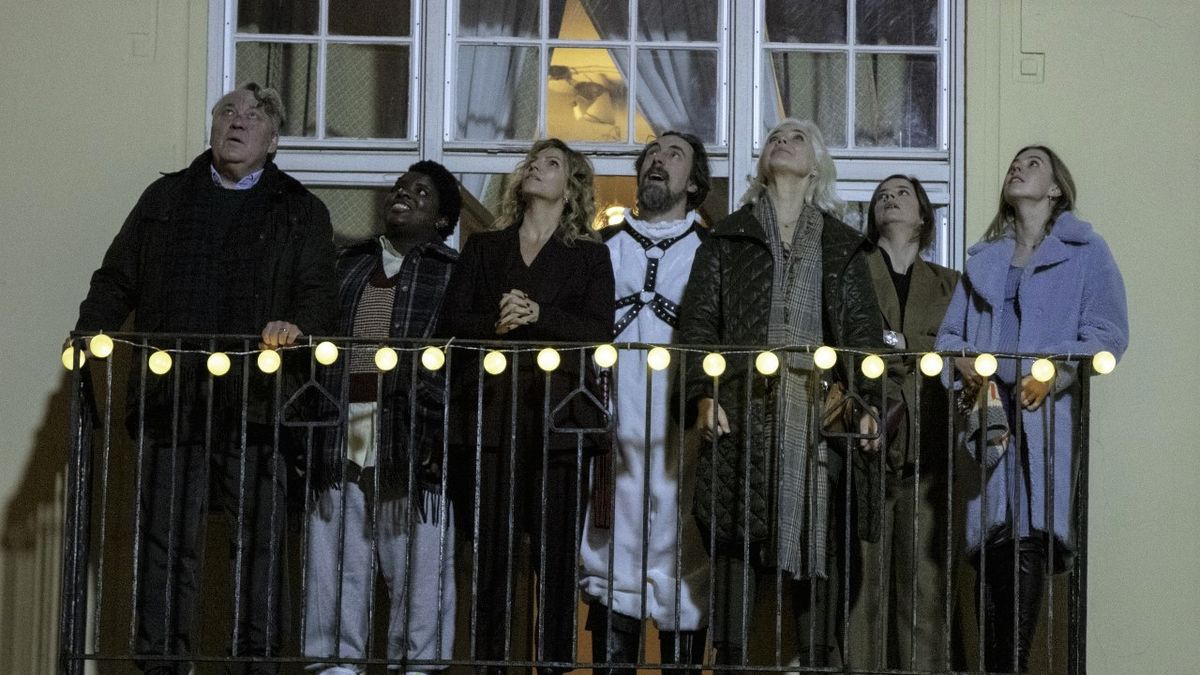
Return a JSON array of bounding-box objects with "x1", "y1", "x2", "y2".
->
[{"x1": 822, "y1": 381, "x2": 905, "y2": 446}]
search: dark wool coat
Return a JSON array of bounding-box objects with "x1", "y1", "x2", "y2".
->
[
  {"x1": 677, "y1": 203, "x2": 883, "y2": 552},
  {"x1": 75, "y1": 150, "x2": 337, "y2": 436},
  {"x1": 311, "y1": 239, "x2": 458, "y2": 494}
]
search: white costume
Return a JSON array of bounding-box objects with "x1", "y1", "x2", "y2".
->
[{"x1": 580, "y1": 212, "x2": 709, "y2": 631}]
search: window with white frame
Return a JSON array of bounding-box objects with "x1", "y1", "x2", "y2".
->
[{"x1": 210, "y1": 0, "x2": 961, "y2": 264}]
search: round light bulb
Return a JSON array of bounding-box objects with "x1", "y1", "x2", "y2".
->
[
  {"x1": 755, "y1": 351, "x2": 780, "y2": 376},
  {"x1": 593, "y1": 344, "x2": 618, "y2": 369},
  {"x1": 483, "y1": 350, "x2": 507, "y2": 375},
  {"x1": 536, "y1": 347, "x2": 561, "y2": 372},
  {"x1": 421, "y1": 346, "x2": 445, "y2": 371},
  {"x1": 207, "y1": 352, "x2": 231, "y2": 377},
  {"x1": 257, "y1": 349, "x2": 281, "y2": 374},
  {"x1": 702, "y1": 352, "x2": 726, "y2": 378},
  {"x1": 646, "y1": 347, "x2": 671, "y2": 371},
  {"x1": 919, "y1": 352, "x2": 944, "y2": 377},
  {"x1": 861, "y1": 354, "x2": 885, "y2": 379},
  {"x1": 1031, "y1": 358, "x2": 1056, "y2": 383},
  {"x1": 1093, "y1": 350, "x2": 1116, "y2": 375},
  {"x1": 61, "y1": 346, "x2": 85, "y2": 371},
  {"x1": 148, "y1": 350, "x2": 173, "y2": 376},
  {"x1": 89, "y1": 333, "x2": 114, "y2": 359},
  {"x1": 375, "y1": 346, "x2": 399, "y2": 371},
  {"x1": 813, "y1": 346, "x2": 837, "y2": 370},
  {"x1": 974, "y1": 353, "x2": 998, "y2": 378},
  {"x1": 314, "y1": 341, "x2": 339, "y2": 366}
]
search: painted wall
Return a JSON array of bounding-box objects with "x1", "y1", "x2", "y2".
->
[
  {"x1": 964, "y1": 1, "x2": 1200, "y2": 671},
  {"x1": 0, "y1": 0, "x2": 1194, "y2": 672}
]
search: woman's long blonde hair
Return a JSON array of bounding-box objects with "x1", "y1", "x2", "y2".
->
[
  {"x1": 739, "y1": 118, "x2": 845, "y2": 217},
  {"x1": 495, "y1": 138, "x2": 598, "y2": 245},
  {"x1": 983, "y1": 145, "x2": 1077, "y2": 242}
]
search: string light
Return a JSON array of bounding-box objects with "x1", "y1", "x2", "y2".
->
[
  {"x1": 919, "y1": 352, "x2": 944, "y2": 377},
  {"x1": 421, "y1": 346, "x2": 445, "y2": 371},
  {"x1": 593, "y1": 344, "x2": 617, "y2": 369},
  {"x1": 755, "y1": 351, "x2": 780, "y2": 376},
  {"x1": 257, "y1": 349, "x2": 281, "y2": 374},
  {"x1": 813, "y1": 346, "x2": 837, "y2": 370},
  {"x1": 375, "y1": 346, "x2": 399, "y2": 371},
  {"x1": 148, "y1": 350, "x2": 173, "y2": 375},
  {"x1": 702, "y1": 353, "x2": 726, "y2": 377},
  {"x1": 861, "y1": 354, "x2": 885, "y2": 379},
  {"x1": 314, "y1": 341, "x2": 339, "y2": 365},
  {"x1": 207, "y1": 352, "x2": 231, "y2": 377},
  {"x1": 61, "y1": 346, "x2": 85, "y2": 371},
  {"x1": 483, "y1": 350, "x2": 507, "y2": 375},
  {"x1": 537, "y1": 347, "x2": 561, "y2": 372},
  {"x1": 646, "y1": 347, "x2": 671, "y2": 371},
  {"x1": 974, "y1": 353, "x2": 997, "y2": 378},
  {"x1": 1093, "y1": 350, "x2": 1116, "y2": 375},
  {"x1": 1031, "y1": 358, "x2": 1056, "y2": 383},
  {"x1": 89, "y1": 333, "x2": 114, "y2": 359}
]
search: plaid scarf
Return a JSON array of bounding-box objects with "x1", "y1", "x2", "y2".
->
[{"x1": 759, "y1": 195, "x2": 829, "y2": 579}]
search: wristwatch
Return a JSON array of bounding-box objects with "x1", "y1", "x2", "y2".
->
[{"x1": 883, "y1": 330, "x2": 899, "y2": 348}]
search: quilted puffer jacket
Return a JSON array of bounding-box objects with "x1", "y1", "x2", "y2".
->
[{"x1": 677, "y1": 204, "x2": 883, "y2": 553}]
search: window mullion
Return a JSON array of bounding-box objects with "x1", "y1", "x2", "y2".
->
[
  {"x1": 846, "y1": 0, "x2": 857, "y2": 151},
  {"x1": 627, "y1": 0, "x2": 638, "y2": 144},
  {"x1": 315, "y1": 0, "x2": 330, "y2": 141}
]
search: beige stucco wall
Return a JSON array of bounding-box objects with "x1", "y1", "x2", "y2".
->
[{"x1": 0, "y1": 0, "x2": 1195, "y2": 671}]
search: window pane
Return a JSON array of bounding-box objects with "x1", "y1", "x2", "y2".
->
[
  {"x1": 551, "y1": 0, "x2": 627, "y2": 40},
  {"x1": 330, "y1": 0, "x2": 412, "y2": 36},
  {"x1": 763, "y1": 51, "x2": 847, "y2": 147},
  {"x1": 458, "y1": 0, "x2": 540, "y2": 39},
  {"x1": 455, "y1": 46, "x2": 540, "y2": 140},
  {"x1": 548, "y1": 49, "x2": 629, "y2": 143},
  {"x1": 311, "y1": 186, "x2": 390, "y2": 245},
  {"x1": 855, "y1": 53, "x2": 937, "y2": 148},
  {"x1": 635, "y1": 49, "x2": 719, "y2": 144},
  {"x1": 325, "y1": 45, "x2": 410, "y2": 139},
  {"x1": 764, "y1": 0, "x2": 846, "y2": 44},
  {"x1": 237, "y1": 0, "x2": 318, "y2": 34},
  {"x1": 857, "y1": 0, "x2": 938, "y2": 46},
  {"x1": 235, "y1": 42, "x2": 318, "y2": 136},
  {"x1": 637, "y1": 0, "x2": 717, "y2": 42}
]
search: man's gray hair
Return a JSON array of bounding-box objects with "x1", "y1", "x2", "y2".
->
[{"x1": 212, "y1": 82, "x2": 286, "y2": 134}]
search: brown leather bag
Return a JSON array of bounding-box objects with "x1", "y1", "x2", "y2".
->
[{"x1": 822, "y1": 381, "x2": 905, "y2": 445}]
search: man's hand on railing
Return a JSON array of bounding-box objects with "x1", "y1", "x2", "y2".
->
[
  {"x1": 1019, "y1": 375, "x2": 1051, "y2": 411},
  {"x1": 260, "y1": 320, "x2": 303, "y2": 349},
  {"x1": 695, "y1": 397, "x2": 730, "y2": 441}
]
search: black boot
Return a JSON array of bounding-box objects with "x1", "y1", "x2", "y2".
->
[
  {"x1": 586, "y1": 605, "x2": 641, "y2": 675},
  {"x1": 981, "y1": 538, "x2": 1046, "y2": 673},
  {"x1": 661, "y1": 628, "x2": 707, "y2": 675}
]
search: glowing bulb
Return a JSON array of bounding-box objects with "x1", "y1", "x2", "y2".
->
[
  {"x1": 536, "y1": 347, "x2": 561, "y2": 372},
  {"x1": 375, "y1": 346, "x2": 399, "y2": 371},
  {"x1": 1093, "y1": 350, "x2": 1116, "y2": 375},
  {"x1": 974, "y1": 353, "x2": 997, "y2": 378},
  {"x1": 755, "y1": 351, "x2": 780, "y2": 376},
  {"x1": 813, "y1": 346, "x2": 837, "y2": 370},
  {"x1": 148, "y1": 350, "x2": 173, "y2": 375},
  {"x1": 314, "y1": 341, "x2": 339, "y2": 366},
  {"x1": 702, "y1": 353, "x2": 726, "y2": 377},
  {"x1": 593, "y1": 344, "x2": 618, "y2": 369},
  {"x1": 257, "y1": 349, "x2": 281, "y2": 374},
  {"x1": 1031, "y1": 358, "x2": 1056, "y2": 383},
  {"x1": 605, "y1": 206, "x2": 625, "y2": 226},
  {"x1": 861, "y1": 354, "x2": 885, "y2": 379},
  {"x1": 207, "y1": 352, "x2": 231, "y2": 377},
  {"x1": 483, "y1": 350, "x2": 507, "y2": 375},
  {"x1": 421, "y1": 346, "x2": 445, "y2": 371},
  {"x1": 919, "y1": 352, "x2": 944, "y2": 377},
  {"x1": 89, "y1": 333, "x2": 114, "y2": 359},
  {"x1": 61, "y1": 346, "x2": 85, "y2": 370},
  {"x1": 646, "y1": 347, "x2": 671, "y2": 371}
]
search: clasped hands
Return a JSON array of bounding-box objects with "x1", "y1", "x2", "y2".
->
[{"x1": 495, "y1": 289, "x2": 539, "y2": 335}]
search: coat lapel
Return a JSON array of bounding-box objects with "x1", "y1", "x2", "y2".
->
[{"x1": 867, "y1": 250, "x2": 902, "y2": 331}]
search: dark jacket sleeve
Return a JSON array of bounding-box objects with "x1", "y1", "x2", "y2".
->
[
  {"x1": 440, "y1": 236, "x2": 497, "y2": 339},
  {"x1": 525, "y1": 242, "x2": 615, "y2": 342},
  {"x1": 285, "y1": 194, "x2": 337, "y2": 337},
  {"x1": 75, "y1": 189, "x2": 150, "y2": 332},
  {"x1": 837, "y1": 246, "x2": 885, "y2": 399},
  {"x1": 677, "y1": 237, "x2": 725, "y2": 417}
]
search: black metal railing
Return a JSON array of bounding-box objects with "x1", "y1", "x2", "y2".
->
[{"x1": 56, "y1": 331, "x2": 1100, "y2": 674}]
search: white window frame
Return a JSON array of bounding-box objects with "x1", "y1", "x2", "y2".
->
[{"x1": 208, "y1": 0, "x2": 965, "y2": 267}]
